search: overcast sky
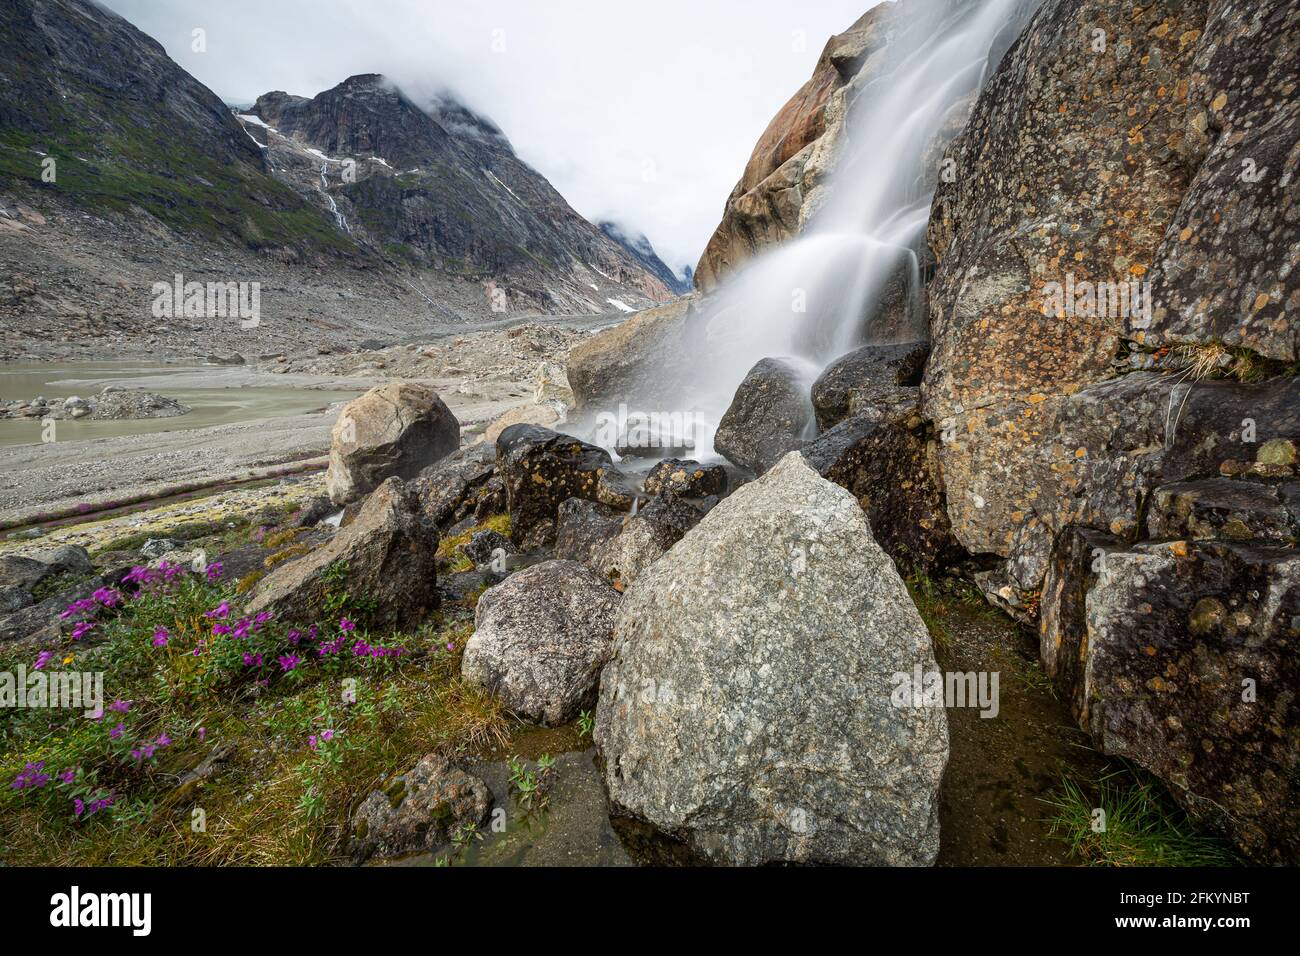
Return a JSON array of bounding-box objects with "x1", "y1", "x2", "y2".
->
[{"x1": 101, "y1": 0, "x2": 877, "y2": 276}]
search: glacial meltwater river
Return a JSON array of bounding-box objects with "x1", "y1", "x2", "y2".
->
[{"x1": 0, "y1": 361, "x2": 363, "y2": 448}]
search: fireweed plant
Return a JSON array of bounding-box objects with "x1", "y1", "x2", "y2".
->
[{"x1": 0, "y1": 554, "x2": 494, "y2": 864}]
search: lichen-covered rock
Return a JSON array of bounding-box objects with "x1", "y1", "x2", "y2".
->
[
  {"x1": 496, "y1": 425, "x2": 620, "y2": 548},
  {"x1": 326, "y1": 382, "x2": 460, "y2": 505},
  {"x1": 714, "y1": 357, "x2": 816, "y2": 475},
  {"x1": 590, "y1": 495, "x2": 701, "y2": 588},
  {"x1": 246, "y1": 478, "x2": 437, "y2": 630},
  {"x1": 642, "y1": 458, "x2": 729, "y2": 499},
  {"x1": 595, "y1": 453, "x2": 948, "y2": 865},
  {"x1": 923, "y1": 0, "x2": 1300, "y2": 584},
  {"x1": 1142, "y1": 2, "x2": 1300, "y2": 361},
  {"x1": 811, "y1": 341, "x2": 928, "y2": 429},
  {"x1": 349, "y1": 754, "x2": 492, "y2": 862},
  {"x1": 1148, "y1": 478, "x2": 1297, "y2": 543},
  {"x1": 930, "y1": 371, "x2": 1300, "y2": 593},
  {"x1": 463, "y1": 560, "x2": 620, "y2": 726},
  {"x1": 1067, "y1": 538, "x2": 1299, "y2": 864},
  {"x1": 554, "y1": 498, "x2": 625, "y2": 564}
]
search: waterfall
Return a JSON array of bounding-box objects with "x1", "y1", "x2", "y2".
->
[
  {"x1": 653, "y1": 0, "x2": 1028, "y2": 462},
  {"x1": 319, "y1": 163, "x2": 351, "y2": 234}
]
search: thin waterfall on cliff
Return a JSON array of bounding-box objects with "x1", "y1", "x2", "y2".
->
[{"x1": 663, "y1": 0, "x2": 1028, "y2": 461}]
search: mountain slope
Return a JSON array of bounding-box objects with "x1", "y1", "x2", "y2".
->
[
  {"x1": 243, "y1": 74, "x2": 676, "y2": 313},
  {"x1": 0, "y1": 0, "x2": 351, "y2": 255},
  {"x1": 599, "y1": 221, "x2": 691, "y2": 295}
]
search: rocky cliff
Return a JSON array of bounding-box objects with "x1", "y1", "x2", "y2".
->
[
  {"x1": 585, "y1": 0, "x2": 1299, "y2": 863},
  {"x1": 0, "y1": 0, "x2": 347, "y2": 255},
  {"x1": 241, "y1": 74, "x2": 676, "y2": 314}
]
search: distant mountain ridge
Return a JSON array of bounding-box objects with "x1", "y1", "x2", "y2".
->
[
  {"x1": 598, "y1": 221, "x2": 692, "y2": 296},
  {"x1": 0, "y1": 0, "x2": 680, "y2": 319},
  {"x1": 240, "y1": 73, "x2": 677, "y2": 313}
]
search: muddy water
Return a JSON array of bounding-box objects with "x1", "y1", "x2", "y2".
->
[{"x1": 0, "y1": 361, "x2": 361, "y2": 447}]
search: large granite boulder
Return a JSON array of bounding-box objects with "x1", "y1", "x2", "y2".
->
[
  {"x1": 326, "y1": 383, "x2": 460, "y2": 505},
  {"x1": 714, "y1": 357, "x2": 816, "y2": 475},
  {"x1": 565, "y1": 296, "x2": 700, "y2": 411},
  {"x1": 1040, "y1": 533, "x2": 1299, "y2": 864},
  {"x1": 595, "y1": 453, "x2": 948, "y2": 865},
  {"x1": 349, "y1": 753, "x2": 492, "y2": 862},
  {"x1": 246, "y1": 478, "x2": 438, "y2": 630},
  {"x1": 496, "y1": 425, "x2": 622, "y2": 548},
  {"x1": 462, "y1": 560, "x2": 620, "y2": 726}
]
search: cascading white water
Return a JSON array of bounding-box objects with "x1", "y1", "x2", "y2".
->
[
  {"x1": 671, "y1": 0, "x2": 1026, "y2": 461},
  {"x1": 319, "y1": 163, "x2": 352, "y2": 234}
]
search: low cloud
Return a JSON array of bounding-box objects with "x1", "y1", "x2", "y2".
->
[{"x1": 103, "y1": 0, "x2": 876, "y2": 276}]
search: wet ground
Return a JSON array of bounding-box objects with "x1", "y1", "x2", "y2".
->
[
  {"x1": 933, "y1": 602, "x2": 1107, "y2": 865},
  {"x1": 0, "y1": 361, "x2": 364, "y2": 447},
  {"x1": 389, "y1": 602, "x2": 1103, "y2": 868}
]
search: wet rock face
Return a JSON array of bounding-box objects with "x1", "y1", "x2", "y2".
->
[
  {"x1": 246, "y1": 478, "x2": 438, "y2": 631},
  {"x1": 811, "y1": 341, "x2": 929, "y2": 430},
  {"x1": 554, "y1": 498, "x2": 625, "y2": 565},
  {"x1": 642, "y1": 459, "x2": 728, "y2": 500},
  {"x1": 1142, "y1": 2, "x2": 1300, "y2": 361},
  {"x1": 1037, "y1": 525, "x2": 1126, "y2": 723},
  {"x1": 462, "y1": 560, "x2": 620, "y2": 726},
  {"x1": 410, "y1": 444, "x2": 504, "y2": 532},
  {"x1": 714, "y1": 358, "x2": 816, "y2": 476},
  {"x1": 495, "y1": 425, "x2": 620, "y2": 549},
  {"x1": 801, "y1": 405, "x2": 958, "y2": 575},
  {"x1": 326, "y1": 382, "x2": 460, "y2": 506},
  {"x1": 590, "y1": 494, "x2": 703, "y2": 588},
  {"x1": 349, "y1": 753, "x2": 492, "y2": 862},
  {"x1": 596, "y1": 453, "x2": 947, "y2": 865},
  {"x1": 1044, "y1": 536, "x2": 1300, "y2": 864}
]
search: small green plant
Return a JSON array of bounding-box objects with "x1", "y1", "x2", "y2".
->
[
  {"x1": 1041, "y1": 771, "x2": 1238, "y2": 867},
  {"x1": 507, "y1": 753, "x2": 556, "y2": 811},
  {"x1": 451, "y1": 821, "x2": 482, "y2": 849},
  {"x1": 576, "y1": 710, "x2": 595, "y2": 738}
]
